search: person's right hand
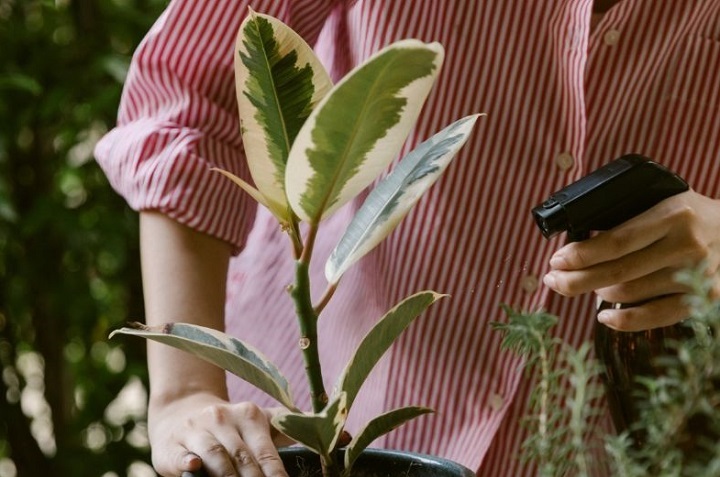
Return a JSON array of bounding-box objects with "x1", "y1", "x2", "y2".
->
[{"x1": 148, "y1": 392, "x2": 292, "y2": 477}]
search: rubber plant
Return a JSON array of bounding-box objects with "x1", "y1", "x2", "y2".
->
[{"x1": 111, "y1": 9, "x2": 481, "y2": 477}]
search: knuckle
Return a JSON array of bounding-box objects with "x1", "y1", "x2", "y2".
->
[
  {"x1": 203, "y1": 403, "x2": 230, "y2": 424},
  {"x1": 235, "y1": 401, "x2": 264, "y2": 421},
  {"x1": 683, "y1": 236, "x2": 709, "y2": 262},
  {"x1": 256, "y1": 454, "x2": 288, "y2": 477},
  {"x1": 670, "y1": 203, "x2": 697, "y2": 225},
  {"x1": 204, "y1": 442, "x2": 228, "y2": 457},
  {"x1": 233, "y1": 448, "x2": 255, "y2": 466},
  {"x1": 605, "y1": 231, "x2": 628, "y2": 255},
  {"x1": 254, "y1": 449, "x2": 282, "y2": 465}
]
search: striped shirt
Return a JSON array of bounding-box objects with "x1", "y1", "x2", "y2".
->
[{"x1": 95, "y1": 1, "x2": 720, "y2": 475}]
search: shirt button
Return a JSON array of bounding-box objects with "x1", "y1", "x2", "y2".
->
[
  {"x1": 604, "y1": 29, "x2": 621, "y2": 46},
  {"x1": 489, "y1": 393, "x2": 505, "y2": 412},
  {"x1": 555, "y1": 152, "x2": 575, "y2": 170},
  {"x1": 521, "y1": 275, "x2": 539, "y2": 293}
]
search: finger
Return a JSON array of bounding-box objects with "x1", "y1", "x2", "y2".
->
[
  {"x1": 151, "y1": 446, "x2": 203, "y2": 477},
  {"x1": 550, "y1": 214, "x2": 668, "y2": 270},
  {"x1": 211, "y1": 428, "x2": 264, "y2": 477},
  {"x1": 235, "y1": 404, "x2": 288, "y2": 477},
  {"x1": 184, "y1": 432, "x2": 239, "y2": 477},
  {"x1": 596, "y1": 294, "x2": 688, "y2": 331},
  {"x1": 550, "y1": 191, "x2": 707, "y2": 272},
  {"x1": 194, "y1": 403, "x2": 268, "y2": 477},
  {"x1": 545, "y1": 234, "x2": 695, "y2": 297},
  {"x1": 595, "y1": 267, "x2": 691, "y2": 304}
]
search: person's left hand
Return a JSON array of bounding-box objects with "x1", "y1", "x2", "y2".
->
[{"x1": 543, "y1": 190, "x2": 720, "y2": 331}]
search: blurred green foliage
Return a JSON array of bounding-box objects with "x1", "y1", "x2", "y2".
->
[{"x1": 0, "y1": 0, "x2": 166, "y2": 475}]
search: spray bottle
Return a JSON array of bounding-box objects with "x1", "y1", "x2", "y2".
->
[{"x1": 531, "y1": 153, "x2": 691, "y2": 442}]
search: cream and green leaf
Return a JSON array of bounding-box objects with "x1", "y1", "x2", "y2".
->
[
  {"x1": 234, "y1": 9, "x2": 332, "y2": 223},
  {"x1": 333, "y1": 291, "x2": 446, "y2": 409},
  {"x1": 110, "y1": 323, "x2": 297, "y2": 411},
  {"x1": 325, "y1": 114, "x2": 482, "y2": 284},
  {"x1": 271, "y1": 392, "x2": 348, "y2": 456},
  {"x1": 285, "y1": 40, "x2": 445, "y2": 224},
  {"x1": 344, "y1": 406, "x2": 434, "y2": 470}
]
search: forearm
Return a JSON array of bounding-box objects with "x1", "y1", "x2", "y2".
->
[{"x1": 140, "y1": 211, "x2": 232, "y2": 407}]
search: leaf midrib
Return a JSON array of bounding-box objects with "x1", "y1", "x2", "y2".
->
[
  {"x1": 250, "y1": 15, "x2": 293, "y2": 165},
  {"x1": 310, "y1": 54, "x2": 402, "y2": 224}
]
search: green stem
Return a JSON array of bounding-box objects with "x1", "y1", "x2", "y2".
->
[
  {"x1": 290, "y1": 259, "x2": 328, "y2": 413},
  {"x1": 321, "y1": 453, "x2": 341, "y2": 477},
  {"x1": 534, "y1": 328, "x2": 553, "y2": 475},
  {"x1": 288, "y1": 215, "x2": 303, "y2": 259}
]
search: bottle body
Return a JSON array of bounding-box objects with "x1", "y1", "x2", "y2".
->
[
  {"x1": 594, "y1": 300, "x2": 710, "y2": 458},
  {"x1": 594, "y1": 304, "x2": 693, "y2": 445}
]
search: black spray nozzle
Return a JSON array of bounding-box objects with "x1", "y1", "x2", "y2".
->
[{"x1": 532, "y1": 154, "x2": 689, "y2": 241}]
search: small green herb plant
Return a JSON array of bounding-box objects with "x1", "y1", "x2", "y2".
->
[
  {"x1": 493, "y1": 265, "x2": 720, "y2": 476},
  {"x1": 111, "y1": 9, "x2": 481, "y2": 477}
]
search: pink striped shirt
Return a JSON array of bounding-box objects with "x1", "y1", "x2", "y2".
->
[{"x1": 95, "y1": 1, "x2": 720, "y2": 475}]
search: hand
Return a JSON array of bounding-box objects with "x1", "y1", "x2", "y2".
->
[
  {"x1": 543, "y1": 190, "x2": 720, "y2": 331},
  {"x1": 148, "y1": 392, "x2": 292, "y2": 477}
]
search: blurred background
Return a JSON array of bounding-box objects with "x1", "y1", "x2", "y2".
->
[{"x1": 1, "y1": 0, "x2": 168, "y2": 475}]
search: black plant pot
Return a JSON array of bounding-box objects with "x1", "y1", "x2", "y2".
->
[
  {"x1": 182, "y1": 447, "x2": 475, "y2": 477},
  {"x1": 278, "y1": 446, "x2": 475, "y2": 477}
]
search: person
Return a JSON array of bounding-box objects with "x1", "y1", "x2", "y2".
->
[{"x1": 95, "y1": 1, "x2": 720, "y2": 475}]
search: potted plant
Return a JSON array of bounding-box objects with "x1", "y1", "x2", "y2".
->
[{"x1": 111, "y1": 9, "x2": 480, "y2": 477}]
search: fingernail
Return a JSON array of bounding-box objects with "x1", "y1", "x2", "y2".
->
[
  {"x1": 597, "y1": 311, "x2": 611, "y2": 324},
  {"x1": 543, "y1": 272, "x2": 557, "y2": 289},
  {"x1": 549, "y1": 255, "x2": 567, "y2": 269},
  {"x1": 183, "y1": 453, "x2": 201, "y2": 467}
]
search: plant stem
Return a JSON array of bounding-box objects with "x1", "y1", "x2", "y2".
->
[
  {"x1": 321, "y1": 453, "x2": 341, "y2": 477},
  {"x1": 314, "y1": 283, "x2": 337, "y2": 316},
  {"x1": 300, "y1": 223, "x2": 318, "y2": 264},
  {"x1": 290, "y1": 259, "x2": 328, "y2": 413},
  {"x1": 533, "y1": 328, "x2": 552, "y2": 475},
  {"x1": 288, "y1": 216, "x2": 303, "y2": 259}
]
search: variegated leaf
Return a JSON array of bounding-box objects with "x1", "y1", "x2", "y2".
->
[
  {"x1": 344, "y1": 406, "x2": 433, "y2": 470},
  {"x1": 110, "y1": 323, "x2": 296, "y2": 410},
  {"x1": 334, "y1": 291, "x2": 446, "y2": 408},
  {"x1": 286, "y1": 40, "x2": 445, "y2": 224},
  {"x1": 211, "y1": 168, "x2": 283, "y2": 218},
  {"x1": 325, "y1": 114, "x2": 482, "y2": 284},
  {"x1": 271, "y1": 392, "x2": 348, "y2": 456},
  {"x1": 235, "y1": 10, "x2": 332, "y2": 222}
]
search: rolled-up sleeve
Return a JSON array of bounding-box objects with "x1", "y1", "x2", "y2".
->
[{"x1": 95, "y1": 0, "x2": 338, "y2": 251}]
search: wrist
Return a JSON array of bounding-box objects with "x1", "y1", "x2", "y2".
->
[{"x1": 149, "y1": 386, "x2": 228, "y2": 413}]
